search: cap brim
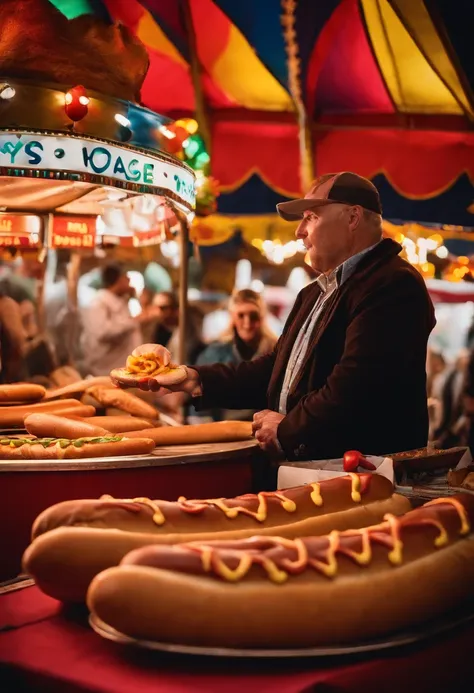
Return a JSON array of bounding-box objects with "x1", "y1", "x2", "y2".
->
[{"x1": 276, "y1": 198, "x2": 331, "y2": 221}]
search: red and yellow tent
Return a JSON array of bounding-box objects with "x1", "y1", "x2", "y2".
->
[{"x1": 48, "y1": 0, "x2": 474, "y2": 228}]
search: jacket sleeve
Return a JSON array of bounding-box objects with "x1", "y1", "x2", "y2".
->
[
  {"x1": 277, "y1": 270, "x2": 435, "y2": 459},
  {"x1": 193, "y1": 350, "x2": 277, "y2": 411}
]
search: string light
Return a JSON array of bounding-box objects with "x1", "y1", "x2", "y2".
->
[{"x1": 64, "y1": 85, "x2": 89, "y2": 122}]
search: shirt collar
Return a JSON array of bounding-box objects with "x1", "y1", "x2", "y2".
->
[{"x1": 315, "y1": 240, "x2": 382, "y2": 293}]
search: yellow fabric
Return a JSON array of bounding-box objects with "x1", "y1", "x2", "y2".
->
[
  {"x1": 361, "y1": 0, "x2": 464, "y2": 114},
  {"x1": 388, "y1": 0, "x2": 473, "y2": 118},
  {"x1": 137, "y1": 9, "x2": 187, "y2": 66},
  {"x1": 209, "y1": 24, "x2": 293, "y2": 111},
  {"x1": 191, "y1": 214, "x2": 298, "y2": 246}
]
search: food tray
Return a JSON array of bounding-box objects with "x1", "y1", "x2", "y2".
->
[
  {"x1": 89, "y1": 607, "x2": 474, "y2": 659},
  {"x1": 390, "y1": 446, "x2": 468, "y2": 475}
]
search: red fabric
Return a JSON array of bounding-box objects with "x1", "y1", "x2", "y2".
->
[
  {"x1": 309, "y1": 0, "x2": 394, "y2": 115},
  {"x1": 0, "y1": 586, "x2": 472, "y2": 693},
  {"x1": 0, "y1": 458, "x2": 253, "y2": 581}
]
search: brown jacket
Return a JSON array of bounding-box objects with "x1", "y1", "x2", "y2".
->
[{"x1": 195, "y1": 239, "x2": 436, "y2": 460}]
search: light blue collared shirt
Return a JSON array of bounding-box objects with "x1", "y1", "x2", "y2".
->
[{"x1": 278, "y1": 241, "x2": 381, "y2": 415}]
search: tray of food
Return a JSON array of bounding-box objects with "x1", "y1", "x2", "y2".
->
[{"x1": 389, "y1": 446, "x2": 468, "y2": 475}]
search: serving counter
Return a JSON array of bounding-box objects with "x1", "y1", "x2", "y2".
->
[
  {"x1": 0, "y1": 440, "x2": 260, "y2": 581},
  {"x1": 0, "y1": 584, "x2": 471, "y2": 693}
]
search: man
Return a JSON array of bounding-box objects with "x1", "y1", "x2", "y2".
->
[
  {"x1": 152, "y1": 291, "x2": 179, "y2": 348},
  {"x1": 81, "y1": 263, "x2": 157, "y2": 376},
  {"x1": 138, "y1": 172, "x2": 436, "y2": 460}
]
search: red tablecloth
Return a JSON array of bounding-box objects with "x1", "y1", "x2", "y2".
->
[{"x1": 0, "y1": 586, "x2": 472, "y2": 693}]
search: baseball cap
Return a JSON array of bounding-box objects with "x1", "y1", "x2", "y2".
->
[{"x1": 276, "y1": 172, "x2": 382, "y2": 221}]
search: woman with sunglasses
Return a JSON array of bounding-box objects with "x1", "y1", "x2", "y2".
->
[{"x1": 190, "y1": 289, "x2": 277, "y2": 423}]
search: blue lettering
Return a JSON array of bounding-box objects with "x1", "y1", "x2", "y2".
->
[
  {"x1": 0, "y1": 140, "x2": 24, "y2": 164},
  {"x1": 25, "y1": 141, "x2": 43, "y2": 165},
  {"x1": 127, "y1": 159, "x2": 141, "y2": 182},
  {"x1": 113, "y1": 156, "x2": 127, "y2": 177},
  {"x1": 143, "y1": 163, "x2": 154, "y2": 184},
  {"x1": 82, "y1": 146, "x2": 111, "y2": 174}
]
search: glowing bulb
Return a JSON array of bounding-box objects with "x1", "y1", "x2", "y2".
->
[
  {"x1": 0, "y1": 85, "x2": 15, "y2": 100},
  {"x1": 79, "y1": 95, "x2": 90, "y2": 106},
  {"x1": 159, "y1": 126, "x2": 176, "y2": 140},
  {"x1": 65, "y1": 92, "x2": 73, "y2": 105},
  {"x1": 115, "y1": 113, "x2": 131, "y2": 128},
  {"x1": 435, "y1": 246, "x2": 448, "y2": 259}
]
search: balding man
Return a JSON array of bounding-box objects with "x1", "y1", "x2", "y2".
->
[{"x1": 137, "y1": 173, "x2": 436, "y2": 462}]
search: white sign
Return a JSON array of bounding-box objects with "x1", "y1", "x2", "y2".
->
[{"x1": 0, "y1": 132, "x2": 195, "y2": 208}]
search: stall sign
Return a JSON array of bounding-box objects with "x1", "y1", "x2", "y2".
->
[
  {"x1": 0, "y1": 133, "x2": 196, "y2": 209},
  {"x1": 51, "y1": 216, "x2": 96, "y2": 250},
  {"x1": 133, "y1": 226, "x2": 165, "y2": 247},
  {"x1": 0, "y1": 214, "x2": 41, "y2": 247}
]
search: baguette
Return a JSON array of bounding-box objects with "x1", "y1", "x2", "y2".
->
[
  {"x1": 24, "y1": 413, "x2": 110, "y2": 439},
  {"x1": 23, "y1": 495, "x2": 409, "y2": 602},
  {"x1": 0, "y1": 383, "x2": 46, "y2": 403},
  {"x1": 87, "y1": 495, "x2": 474, "y2": 648},
  {"x1": 121, "y1": 421, "x2": 253, "y2": 445},
  {"x1": 0, "y1": 435, "x2": 154, "y2": 460},
  {"x1": 85, "y1": 386, "x2": 157, "y2": 419},
  {"x1": 0, "y1": 399, "x2": 95, "y2": 427},
  {"x1": 67, "y1": 415, "x2": 158, "y2": 433},
  {"x1": 42, "y1": 377, "x2": 113, "y2": 400}
]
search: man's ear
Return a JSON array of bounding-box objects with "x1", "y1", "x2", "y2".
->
[{"x1": 348, "y1": 206, "x2": 363, "y2": 232}]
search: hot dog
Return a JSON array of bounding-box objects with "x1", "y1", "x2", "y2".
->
[
  {"x1": 23, "y1": 494, "x2": 409, "y2": 602},
  {"x1": 0, "y1": 383, "x2": 46, "y2": 403},
  {"x1": 32, "y1": 474, "x2": 397, "y2": 538},
  {"x1": 41, "y1": 376, "x2": 113, "y2": 400},
  {"x1": 85, "y1": 386, "x2": 157, "y2": 419},
  {"x1": 87, "y1": 495, "x2": 474, "y2": 648},
  {"x1": 110, "y1": 344, "x2": 187, "y2": 389},
  {"x1": 0, "y1": 399, "x2": 96, "y2": 427},
  {"x1": 0, "y1": 435, "x2": 154, "y2": 460},
  {"x1": 121, "y1": 421, "x2": 253, "y2": 445},
  {"x1": 65, "y1": 415, "x2": 158, "y2": 433},
  {"x1": 24, "y1": 413, "x2": 110, "y2": 439}
]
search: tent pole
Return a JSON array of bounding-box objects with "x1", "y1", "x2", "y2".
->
[
  {"x1": 181, "y1": 0, "x2": 212, "y2": 158},
  {"x1": 178, "y1": 214, "x2": 189, "y2": 366}
]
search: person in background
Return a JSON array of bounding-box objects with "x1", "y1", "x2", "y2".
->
[
  {"x1": 81, "y1": 263, "x2": 158, "y2": 376},
  {"x1": 152, "y1": 291, "x2": 179, "y2": 348},
  {"x1": 0, "y1": 287, "x2": 27, "y2": 382},
  {"x1": 190, "y1": 289, "x2": 277, "y2": 422}
]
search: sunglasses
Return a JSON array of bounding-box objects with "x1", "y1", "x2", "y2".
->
[{"x1": 236, "y1": 311, "x2": 261, "y2": 322}]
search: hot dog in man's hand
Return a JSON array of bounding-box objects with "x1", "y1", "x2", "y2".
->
[
  {"x1": 87, "y1": 494, "x2": 474, "y2": 648},
  {"x1": 110, "y1": 344, "x2": 188, "y2": 390}
]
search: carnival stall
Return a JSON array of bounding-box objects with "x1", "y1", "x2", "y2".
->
[
  {"x1": 1, "y1": 3, "x2": 474, "y2": 691},
  {"x1": 0, "y1": 0, "x2": 259, "y2": 581}
]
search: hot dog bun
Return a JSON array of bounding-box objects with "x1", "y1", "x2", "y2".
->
[
  {"x1": 32, "y1": 474, "x2": 395, "y2": 538},
  {"x1": 0, "y1": 383, "x2": 46, "y2": 403},
  {"x1": 65, "y1": 415, "x2": 158, "y2": 433},
  {"x1": 110, "y1": 344, "x2": 187, "y2": 389},
  {"x1": 87, "y1": 495, "x2": 474, "y2": 648},
  {"x1": 0, "y1": 435, "x2": 154, "y2": 460},
  {"x1": 0, "y1": 399, "x2": 95, "y2": 427},
  {"x1": 24, "y1": 413, "x2": 110, "y2": 439},
  {"x1": 85, "y1": 386, "x2": 157, "y2": 419},
  {"x1": 41, "y1": 377, "x2": 113, "y2": 401},
  {"x1": 23, "y1": 494, "x2": 409, "y2": 602},
  {"x1": 121, "y1": 421, "x2": 253, "y2": 445}
]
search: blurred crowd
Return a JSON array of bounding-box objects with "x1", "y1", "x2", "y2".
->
[{"x1": 4, "y1": 253, "x2": 474, "y2": 448}]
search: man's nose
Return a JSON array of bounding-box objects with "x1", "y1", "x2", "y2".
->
[{"x1": 295, "y1": 220, "x2": 306, "y2": 239}]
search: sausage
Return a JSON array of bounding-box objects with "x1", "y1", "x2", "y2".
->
[
  {"x1": 0, "y1": 383, "x2": 46, "y2": 403},
  {"x1": 24, "y1": 413, "x2": 110, "y2": 439},
  {"x1": 87, "y1": 495, "x2": 474, "y2": 648},
  {"x1": 32, "y1": 473, "x2": 396, "y2": 538},
  {"x1": 23, "y1": 495, "x2": 410, "y2": 602},
  {"x1": 122, "y1": 421, "x2": 253, "y2": 445},
  {"x1": 85, "y1": 386, "x2": 157, "y2": 419},
  {"x1": 0, "y1": 435, "x2": 154, "y2": 460}
]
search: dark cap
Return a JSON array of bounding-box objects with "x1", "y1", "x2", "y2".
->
[{"x1": 276, "y1": 172, "x2": 382, "y2": 221}]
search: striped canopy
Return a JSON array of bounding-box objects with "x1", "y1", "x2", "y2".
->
[{"x1": 48, "y1": 0, "x2": 474, "y2": 225}]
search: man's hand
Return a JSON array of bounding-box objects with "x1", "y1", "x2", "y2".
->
[{"x1": 252, "y1": 409, "x2": 285, "y2": 457}]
